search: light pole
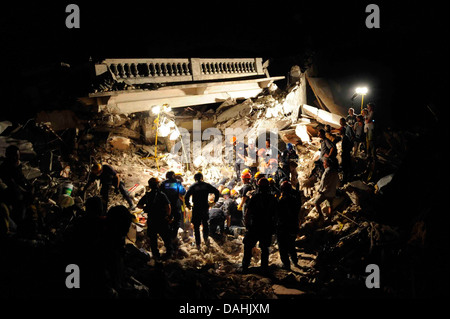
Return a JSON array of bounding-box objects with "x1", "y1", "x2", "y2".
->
[{"x1": 355, "y1": 87, "x2": 368, "y2": 113}]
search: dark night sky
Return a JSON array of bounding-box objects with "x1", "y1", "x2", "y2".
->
[{"x1": 1, "y1": 1, "x2": 449, "y2": 130}]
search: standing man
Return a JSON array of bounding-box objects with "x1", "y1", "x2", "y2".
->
[
  {"x1": 81, "y1": 163, "x2": 134, "y2": 213},
  {"x1": 237, "y1": 170, "x2": 253, "y2": 214},
  {"x1": 160, "y1": 171, "x2": 186, "y2": 250},
  {"x1": 231, "y1": 136, "x2": 248, "y2": 182},
  {"x1": 242, "y1": 178, "x2": 278, "y2": 272},
  {"x1": 314, "y1": 157, "x2": 339, "y2": 225},
  {"x1": 276, "y1": 181, "x2": 301, "y2": 270},
  {"x1": 184, "y1": 172, "x2": 220, "y2": 249},
  {"x1": 245, "y1": 138, "x2": 259, "y2": 177},
  {"x1": 137, "y1": 178, "x2": 173, "y2": 260},
  {"x1": 346, "y1": 107, "x2": 357, "y2": 128},
  {"x1": 365, "y1": 102, "x2": 376, "y2": 161},
  {"x1": 280, "y1": 143, "x2": 299, "y2": 186},
  {"x1": 339, "y1": 126, "x2": 353, "y2": 184}
]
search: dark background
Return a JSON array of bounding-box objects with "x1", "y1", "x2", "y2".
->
[{"x1": 0, "y1": 1, "x2": 448, "y2": 130}]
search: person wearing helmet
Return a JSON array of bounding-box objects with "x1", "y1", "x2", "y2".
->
[
  {"x1": 137, "y1": 177, "x2": 173, "y2": 260},
  {"x1": 238, "y1": 170, "x2": 253, "y2": 214},
  {"x1": 276, "y1": 181, "x2": 301, "y2": 270},
  {"x1": 184, "y1": 172, "x2": 220, "y2": 249},
  {"x1": 160, "y1": 171, "x2": 187, "y2": 250},
  {"x1": 281, "y1": 142, "x2": 299, "y2": 187},
  {"x1": 81, "y1": 163, "x2": 134, "y2": 213},
  {"x1": 221, "y1": 188, "x2": 240, "y2": 228},
  {"x1": 266, "y1": 158, "x2": 287, "y2": 186},
  {"x1": 241, "y1": 177, "x2": 278, "y2": 272},
  {"x1": 268, "y1": 177, "x2": 280, "y2": 198},
  {"x1": 230, "y1": 136, "x2": 248, "y2": 182}
]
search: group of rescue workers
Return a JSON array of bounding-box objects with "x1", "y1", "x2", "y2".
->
[{"x1": 1, "y1": 104, "x2": 375, "y2": 272}]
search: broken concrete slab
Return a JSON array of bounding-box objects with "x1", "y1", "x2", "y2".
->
[
  {"x1": 108, "y1": 136, "x2": 132, "y2": 151},
  {"x1": 272, "y1": 284, "x2": 306, "y2": 296}
]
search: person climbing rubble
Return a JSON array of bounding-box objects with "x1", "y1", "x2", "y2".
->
[
  {"x1": 314, "y1": 157, "x2": 339, "y2": 225},
  {"x1": 310, "y1": 129, "x2": 337, "y2": 179},
  {"x1": 276, "y1": 181, "x2": 301, "y2": 270},
  {"x1": 184, "y1": 172, "x2": 220, "y2": 249},
  {"x1": 137, "y1": 177, "x2": 173, "y2": 261},
  {"x1": 280, "y1": 143, "x2": 299, "y2": 186},
  {"x1": 159, "y1": 170, "x2": 186, "y2": 250},
  {"x1": 80, "y1": 163, "x2": 135, "y2": 213},
  {"x1": 241, "y1": 177, "x2": 278, "y2": 272}
]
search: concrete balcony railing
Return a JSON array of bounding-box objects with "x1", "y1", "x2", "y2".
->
[{"x1": 95, "y1": 57, "x2": 265, "y2": 84}]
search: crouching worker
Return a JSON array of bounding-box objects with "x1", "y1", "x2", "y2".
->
[
  {"x1": 208, "y1": 201, "x2": 226, "y2": 239},
  {"x1": 137, "y1": 178, "x2": 173, "y2": 261},
  {"x1": 81, "y1": 163, "x2": 135, "y2": 213}
]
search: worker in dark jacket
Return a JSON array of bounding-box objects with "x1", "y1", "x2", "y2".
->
[
  {"x1": 241, "y1": 178, "x2": 278, "y2": 272},
  {"x1": 81, "y1": 163, "x2": 134, "y2": 214},
  {"x1": 277, "y1": 181, "x2": 301, "y2": 270},
  {"x1": 160, "y1": 171, "x2": 186, "y2": 248},
  {"x1": 208, "y1": 201, "x2": 226, "y2": 238},
  {"x1": 184, "y1": 172, "x2": 220, "y2": 248},
  {"x1": 137, "y1": 178, "x2": 173, "y2": 260}
]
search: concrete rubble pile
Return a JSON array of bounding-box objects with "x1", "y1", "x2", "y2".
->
[{"x1": 0, "y1": 76, "x2": 434, "y2": 299}]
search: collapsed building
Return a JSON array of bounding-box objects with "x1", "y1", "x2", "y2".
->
[{"x1": 0, "y1": 56, "x2": 444, "y2": 299}]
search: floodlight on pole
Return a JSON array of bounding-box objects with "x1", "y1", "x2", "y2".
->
[{"x1": 355, "y1": 87, "x2": 368, "y2": 112}]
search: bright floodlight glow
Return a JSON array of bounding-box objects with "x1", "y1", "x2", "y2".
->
[
  {"x1": 355, "y1": 87, "x2": 368, "y2": 95},
  {"x1": 169, "y1": 129, "x2": 180, "y2": 141},
  {"x1": 151, "y1": 105, "x2": 161, "y2": 115}
]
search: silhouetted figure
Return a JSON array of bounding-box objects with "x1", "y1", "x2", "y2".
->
[
  {"x1": 184, "y1": 172, "x2": 220, "y2": 249},
  {"x1": 159, "y1": 171, "x2": 186, "y2": 249},
  {"x1": 242, "y1": 178, "x2": 277, "y2": 272},
  {"x1": 81, "y1": 163, "x2": 134, "y2": 213},
  {"x1": 137, "y1": 178, "x2": 173, "y2": 260},
  {"x1": 277, "y1": 181, "x2": 301, "y2": 270}
]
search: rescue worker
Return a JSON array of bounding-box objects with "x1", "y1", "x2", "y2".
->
[
  {"x1": 314, "y1": 157, "x2": 339, "y2": 225},
  {"x1": 281, "y1": 143, "x2": 299, "y2": 186},
  {"x1": 81, "y1": 163, "x2": 134, "y2": 213},
  {"x1": 231, "y1": 136, "x2": 248, "y2": 182},
  {"x1": 159, "y1": 171, "x2": 186, "y2": 248},
  {"x1": 184, "y1": 172, "x2": 220, "y2": 249},
  {"x1": 208, "y1": 201, "x2": 226, "y2": 238},
  {"x1": 267, "y1": 158, "x2": 287, "y2": 186},
  {"x1": 277, "y1": 181, "x2": 301, "y2": 270},
  {"x1": 268, "y1": 178, "x2": 280, "y2": 198},
  {"x1": 238, "y1": 170, "x2": 253, "y2": 214},
  {"x1": 242, "y1": 177, "x2": 278, "y2": 272},
  {"x1": 221, "y1": 188, "x2": 241, "y2": 227},
  {"x1": 137, "y1": 178, "x2": 173, "y2": 260},
  {"x1": 245, "y1": 138, "x2": 259, "y2": 176}
]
